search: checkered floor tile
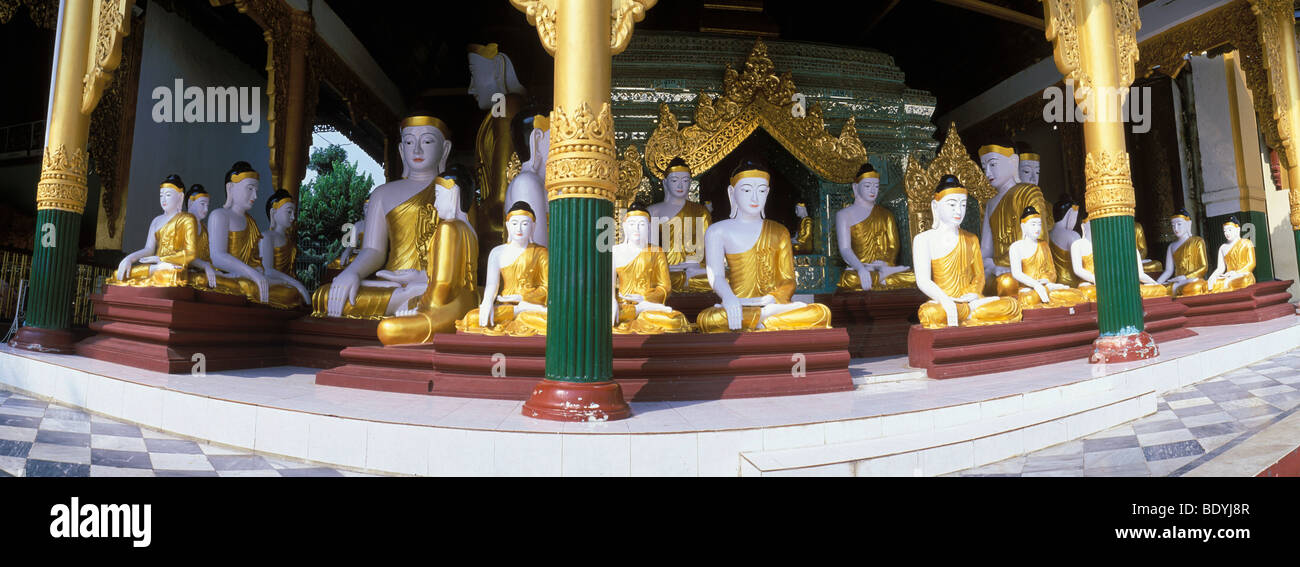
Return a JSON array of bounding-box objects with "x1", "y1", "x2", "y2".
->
[
  {"x1": 0, "y1": 391, "x2": 382, "y2": 477},
  {"x1": 951, "y1": 348, "x2": 1300, "y2": 477}
]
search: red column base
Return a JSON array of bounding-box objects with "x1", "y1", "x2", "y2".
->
[
  {"x1": 522, "y1": 380, "x2": 632, "y2": 422},
  {"x1": 10, "y1": 326, "x2": 78, "y2": 354},
  {"x1": 1090, "y1": 331, "x2": 1158, "y2": 364}
]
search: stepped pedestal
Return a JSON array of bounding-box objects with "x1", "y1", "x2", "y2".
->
[
  {"x1": 815, "y1": 288, "x2": 927, "y2": 357},
  {"x1": 1174, "y1": 280, "x2": 1294, "y2": 327},
  {"x1": 285, "y1": 316, "x2": 380, "y2": 368}
]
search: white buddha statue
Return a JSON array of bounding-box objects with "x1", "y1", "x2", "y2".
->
[
  {"x1": 258, "y1": 189, "x2": 312, "y2": 306},
  {"x1": 502, "y1": 113, "x2": 549, "y2": 246},
  {"x1": 1004, "y1": 206, "x2": 1088, "y2": 309},
  {"x1": 1070, "y1": 210, "x2": 1167, "y2": 301},
  {"x1": 980, "y1": 142, "x2": 1053, "y2": 296},
  {"x1": 835, "y1": 162, "x2": 913, "y2": 291},
  {"x1": 1016, "y1": 142, "x2": 1041, "y2": 186},
  {"x1": 313, "y1": 113, "x2": 452, "y2": 319},
  {"x1": 1207, "y1": 216, "x2": 1257, "y2": 293},
  {"x1": 183, "y1": 184, "x2": 219, "y2": 289},
  {"x1": 648, "y1": 157, "x2": 710, "y2": 292},
  {"x1": 1049, "y1": 198, "x2": 1082, "y2": 287},
  {"x1": 457, "y1": 201, "x2": 548, "y2": 336},
  {"x1": 913, "y1": 175, "x2": 1021, "y2": 328},
  {"x1": 207, "y1": 162, "x2": 304, "y2": 308},
  {"x1": 109, "y1": 174, "x2": 199, "y2": 288},
  {"x1": 1155, "y1": 209, "x2": 1209, "y2": 297},
  {"x1": 695, "y1": 160, "x2": 831, "y2": 332},
  {"x1": 611, "y1": 202, "x2": 691, "y2": 334}
]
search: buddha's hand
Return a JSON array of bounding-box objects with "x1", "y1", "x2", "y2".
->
[
  {"x1": 721, "y1": 296, "x2": 743, "y2": 330},
  {"x1": 497, "y1": 294, "x2": 523, "y2": 303},
  {"x1": 479, "y1": 301, "x2": 494, "y2": 327},
  {"x1": 203, "y1": 265, "x2": 217, "y2": 288},
  {"x1": 756, "y1": 294, "x2": 777, "y2": 306},
  {"x1": 619, "y1": 293, "x2": 644, "y2": 303},
  {"x1": 992, "y1": 266, "x2": 1011, "y2": 276},
  {"x1": 251, "y1": 272, "x2": 270, "y2": 303},
  {"x1": 938, "y1": 297, "x2": 959, "y2": 327},
  {"x1": 856, "y1": 268, "x2": 874, "y2": 291},
  {"x1": 115, "y1": 258, "x2": 133, "y2": 281},
  {"x1": 1033, "y1": 283, "x2": 1050, "y2": 303},
  {"x1": 375, "y1": 269, "x2": 425, "y2": 288},
  {"x1": 155, "y1": 262, "x2": 181, "y2": 271},
  {"x1": 955, "y1": 292, "x2": 980, "y2": 303},
  {"x1": 328, "y1": 272, "x2": 361, "y2": 316},
  {"x1": 139, "y1": 256, "x2": 160, "y2": 264},
  {"x1": 1045, "y1": 282, "x2": 1067, "y2": 291}
]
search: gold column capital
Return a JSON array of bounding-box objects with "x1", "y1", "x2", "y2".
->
[
  {"x1": 546, "y1": 102, "x2": 618, "y2": 201},
  {"x1": 1084, "y1": 150, "x2": 1135, "y2": 220},
  {"x1": 37, "y1": 144, "x2": 90, "y2": 214},
  {"x1": 510, "y1": 0, "x2": 657, "y2": 56}
]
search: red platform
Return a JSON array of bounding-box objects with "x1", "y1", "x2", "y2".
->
[
  {"x1": 907, "y1": 297, "x2": 1196, "y2": 379},
  {"x1": 1174, "y1": 280, "x2": 1294, "y2": 327},
  {"x1": 815, "y1": 288, "x2": 927, "y2": 357},
  {"x1": 665, "y1": 292, "x2": 722, "y2": 322},
  {"x1": 284, "y1": 316, "x2": 380, "y2": 368},
  {"x1": 315, "y1": 328, "x2": 855, "y2": 401},
  {"x1": 75, "y1": 286, "x2": 305, "y2": 373}
]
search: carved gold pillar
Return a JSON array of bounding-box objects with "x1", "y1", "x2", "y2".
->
[
  {"x1": 14, "y1": 0, "x2": 134, "y2": 353},
  {"x1": 512, "y1": 0, "x2": 655, "y2": 421},
  {"x1": 1248, "y1": 0, "x2": 1300, "y2": 265},
  {"x1": 281, "y1": 9, "x2": 313, "y2": 198},
  {"x1": 1042, "y1": 0, "x2": 1155, "y2": 362}
]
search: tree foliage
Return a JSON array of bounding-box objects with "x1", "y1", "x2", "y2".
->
[{"x1": 296, "y1": 144, "x2": 374, "y2": 285}]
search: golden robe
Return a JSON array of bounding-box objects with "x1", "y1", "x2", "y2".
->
[
  {"x1": 996, "y1": 241, "x2": 1088, "y2": 308},
  {"x1": 696, "y1": 220, "x2": 832, "y2": 333},
  {"x1": 224, "y1": 214, "x2": 303, "y2": 308},
  {"x1": 988, "y1": 183, "x2": 1052, "y2": 268},
  {"x1": 1209, "y1": 239, "x2": 1257, "y2": 293},
  {"x1": 1050, "y1": 241, "x2": 1080, "y2": 287},
  {"x1": 614, "y1": 246, "x2": 691, "y2": 334},
  {"x1": 1135, "y1": 221, "x2": 1163, "y2": 274},
  {"x1": 311, "y1": 181, "x2": 439, "y2": 319},
  {"x1": 917, "y1": 230, "x2": 1021, "y2": 329},
  {"x1": 793, "y1": 216, "x2": 813, "y2": 255},
  {"x1": 457, "y1": 243, "x2": 548, "y2": 336},
  {"x1": 660, "y1": 201, "x2": 713, "y2": 293},
  {"x1": 108, "y1": 213, "x2": 199, "y2": 287},
  {"x1": 378, "y1": 219, "x2": 480, "y2": 345},
  {"x1": 1166, "y1": 236, "x2": 1209, "y2": 297},
  {"x1": 474, "y1": 95, "x2": 519, "y2": 253},
  {"x1": 836, "y1": 205, "x2": 916, "y2": 291}
]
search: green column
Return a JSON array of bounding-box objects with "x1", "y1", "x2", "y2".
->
[
  {"x1": 25, "y1": 210, "x2": 82, "y2": 329},
  {"x1": 1091, "y1": 215, "x2": 1145, "y2": 337},
  {"x1": 544, "y1": 197, "x2": 613, "y2": 382}
]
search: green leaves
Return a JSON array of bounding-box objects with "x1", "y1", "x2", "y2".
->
[{"x1": 296, "y1": 144, "x2": 375, "y2": 285}]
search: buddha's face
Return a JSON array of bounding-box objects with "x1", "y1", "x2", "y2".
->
[
  {"x1": 400, "y1": 126, "x2": 447, "y2": 177},
  {"x1": 795, "y1": 204, "x2": 808, "y2": 218},
  {"x1": 227, "y1": 178, "x2": 258, "y2": 212},
  {"x1": 1224, "y1": 223, "x2": 1241, "y2": 242},
  {"x1": 1021, "y1": 217, "x2": 1043, "y2": 240},
  {"x1": 981, "y1": 153, "x2": 1016, "y2": 188},
  {"x1": 273, "y1": 202, "x2": 296, "y2": 230},
  {"x1": 853, "y1": 177, "x2": 880, "y2": 204},
  {"x1": 189, "y1": 196, "x2": 210, "y2": 221},
  {"x1": 1019, "y1": 160, "x2": 1040, "y2": 185},
  {"x1": 1172, "y1": 217, "x2": 1191, "y2": 239},
  {"x1": 506, "y1": 213, "x2": 534, "y2": 245},
  {"x1": 160, "y1": 186, "x2": 183, "y2": 212},
  {"x1": 435, "y1": 183, "x2": 458, "y2": 220},
  {"x1": 729, "y1": 176, "x2": 770, "y2": 219},
  {"x1": 664, "y1": 171, "x2": 691, "y2": 199},
  {"x1": 624, "y1": 214, "x2": 650, "y2": 247},
  {"x1": 467, "y1": 55, "x2": 502, "y2": 110},
  {"x1": 932, "y1": 194, "x2": 967, "y2": 228}
]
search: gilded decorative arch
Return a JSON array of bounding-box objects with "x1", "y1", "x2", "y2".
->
[
  {"x1": 643, "y1": 39, "x2": 868, "y2": 183},
  {"x1": 903, "y1": 122, "x2": 997, "y2": 241}
]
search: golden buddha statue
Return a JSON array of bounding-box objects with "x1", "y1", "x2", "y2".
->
[
  {"x1": 1000, "y1": 206, "x2": 1088, "y2": 309},
  {"x1": 313, "y1": 113, "x2": 451, "y2": 319},
  {"x1": 109, "y1": 175, "x2": 199, "y2": 288},
  {"x1": 207, "y1": 164, "x2": 305, "y2": 308},
  {"x1": 979, "y1": 143, "x2": 1053, "y2": 293},
  {"x1": 1207, "y1": 216, "x2": 1257, "y2": 293},
  {"x1": 792, "y1": 202, "x2": 814, "y2": 254},
  {"x1": 835, "y1": 162, "x2": 914, "y2": 291},
  {"x1": 1156, "y1": 209, "x2": 1209, "y2": 297},
  {"x1": 649, "y1": 157, "x2": 712, "y2": 293},
  {"x1": 1070, "y1": 210, "x2": 1168, "y2": 301},
  {"x1": 1049, "y1": 199, "x2": 1083, "y2": 287},
  {"x1": 467, "y1": 43, "x2": 526, "y2": 254},
  {"x1": 181, "y1": 183, "x2": 236, "y2": 294},
  {"x1": 695, "y1": 160, "x2": 832, "y2": 333},
  {"x1": 377, "y1": 166, "x2": 480, "y2": 345},
  {"x1": 612, "y1": 203, "x2": 691, "y2": 334},
  {"x1": 914, "y1": 175, "x2": 1022, "y2": 328},
  {"x1": 456, "y1": 202, "x2": 548, "y2": 336},
  {"x1": 503, "y1": 112, "x2": 549, "y2": 246},
  {"x1": 256, "y1": 189, "x2": 311, "y2": 308},
  {"x1": 1135, "y1": 220, "x2": 1164, "y2": 275}
]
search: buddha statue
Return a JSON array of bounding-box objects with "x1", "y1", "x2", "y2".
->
[
  {"x1": 1070, "y1": 210, "x2": 1168, "y2": 301},
  {"x1": 1049, "y1": 198, "x2": 1082, "y2": 287},
  {"x1": 1002, "y1": 206, "x2": 1088, "y2": 309},
  {"x1": 1207, "y1": 216, "x2": 1257, "y2": 293},
  {"x1": 704, "y1": 201, "x2": 713, "y2": 214},
  {"x1": 257, "y1": 189, "x2": 311, "y2": 307},
  {"x1": 695, "y1": 160, "x2": 832, "y2": 333},
  {"x1": 835, "y1": 162, "x2": 914, "y2": 291},
  {"x1": 648, "y1": 157, "x2": 711, "y2": 292},
  {"x1": 503, "y1": 112, "x2": 549, "y2": 246},
  {"x1": 1134, "y1": 220, "x2": 1163, "y2": 275},
  {"x1": 207, "y1": 162, "x2": 304, "y2": 308},
  {"x1": 792, "y1": 202, "x2": 813, "y2": 254},
  {"x1": 1016, "y1": 142, "x2": 1041, "y2": 186},
  {"x1": 611, "y1": 202, "x2": 691, "y2": 334},
  {"x1": 183, "y1": 184, "x2": 219, "y2": 290},
  {"x1": 109, "y1": 174, "x2": 199, "y2": 288},
  {"x1": 326, "y1": 197, "x2": 369, "y2": 271},
  {"x1": 468, "y1": 43, "x2": 527, "y2": 251},
  {"x1": 1155, "y1": 209, "x2": 1209, "y2": 297},
  {"x1": 313, "y1": 112, "x2": 451, "y2": 319},
  {"x1": 980, "y1": 142, "x2": 1053, "y2": 292},
  {"x1": 376, "y1": 166, "x2": 480, "y2": 345},
  {"x1": 456, "y1": 201, "x2": 548, "y2": 336},
  {"x1": 913, "y1": 175, "x2": 1022, "y2": 329}
]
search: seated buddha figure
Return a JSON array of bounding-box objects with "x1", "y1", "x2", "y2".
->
[
  {"x1": 1070, "y1": 210, "x2": 1168, "y2": 301},
  {"x1": 611, "y1": 202, "x2": 691, "y2": 334},
  {"x1": 1135, "y1": 220, "x2": 1164, "y2": 275},
  {"x1": 792, "y1": 202, "x2": 813, "y2": 254},
  {"x1": 456, "y1": 202, "x2": 548, "y2": 336},
  {"x1": 1155, "y1": 209, "x2": 1209, "y2": 297},
  {"x1": 980, "y1": 142, "x2": 1053, "y2": 296},
  {"x1": 314, "y1": 113, "x2": 452, "y2": 319},
  {"x1": 377, "y1": 167, "x2": 480, "y2": 345},
  {"x1": 207, "y1": 162, "x2": 303, "y2": 308},
  {"x1": 648, "y1": 157, "x2": 711, "y2": 292},
  {"x1": 696, "y1": 160, "x2": 832, "y2": 333},
  {"x1": 835, "y1": 162, "x2": 914, "y2": 291},
  {"x1": 914, "y1": 175, "x2": 1022, "y2": 329},
  {"x1": 326, "y1": 197, "x2": 369, "y2": 271},
  {"x1": 109, "y1": 174, "x2": 199, "y2": 287},
  {"x1": 503, "y1": 112, "x2": 549, "y2": 246},
  {"x1": 182, "y1": 184, "x2": 220, "y2": 289},
  {"x1": 1002, "y1": 206, "x2": 1088, "y2": 309},
  {"x1": 1049, "y1": 199, "x2": 1082, "y2": 287},
  {"x1": 1207, "y1": 216, "x2": 1257, "y2": 293},
  {"x1": 257, "y1": 189, "x2": 312, "y2": 307}
]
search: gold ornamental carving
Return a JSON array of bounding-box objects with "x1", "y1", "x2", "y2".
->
[
  {"x1": 546, "y1": 102, "x2": 618, "y2": 201},
  {"x1": 510, "y1": 0, "x2": 658, "y2": 56},
  {"x1": 82, "y1": 0, "x2": 134, "y2": 115},
  {"x1": 643, "y1": 39, "x2": 868, "y2": 183},
  {"x1": 1043, "y1": 0, "x2": 1090, "y2": 96},
  {"x1": 0, "y1": 0, "x2": 57, "y2": 28},
  {"x1": 1083, "y1": 150, "x2": 1136, "y2": 220},
  {"x1": 903, "y1": 122, "x2": 997, "y2": 240},
  {"x1": 615, "y1": 144, "x2": 644, "y2": 203},
  {"x1": 505, "y1": 151, "x2": 523, "y2": 186},
  {"x1": 37, "y1": 145, "x2": 90, "y2": 214},
  {"x1": 1248, "y1": 0, "x2": 1297, "y2": 169}
]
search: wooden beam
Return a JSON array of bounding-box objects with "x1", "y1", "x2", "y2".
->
[{"x1": 931, "y1": 0, "x2": 1045, "y2": 30}]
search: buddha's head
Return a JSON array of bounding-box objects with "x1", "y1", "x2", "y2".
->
[
  {"x1": 399, "y1": 113, "x2": 452, "y2": 179},
  {"x1": 185, "y1": 184, "x2": 210, "y2": 221},
  {"x1": 159, "y1": 174, "x2": 185, "y2": 214},
  {"x1": 795, "y1": 203, "x2": 808, "y2": 218},
  {"x1": 1020, "y1": 206, "x2": 1044, "y2": 241},
  {"x1": 624, "y1": 202, "x2": 651, "y2": 248},
  {"x1": 704, "y1": 201, "x2": 713, "y2": 213},
  {"x1": 223, "y1": 162, "x2": 259, "y2": 213},
  {"x1": 505, "y1": 201, "x2": 536, "y2": 246},
  {"x1": 266, "y1": 189, "x2": 296, "y2": 233},
  {"x1": 1016, "y1": 142, "x2": 1040, "y2": 186},
  {"x1": 980, "y1": 143, "x2": 1018, "y2": 189},
  {"x1": 1223, "y1": 216, "x2": 1241, "y2": 243},
  {"x1": 1080, "y1": 208, "x2": 1092, "y2": 240},
  {"x1": 930, "y1": 175, "x2": 968, "y2": 229},
  {"x1": 1171, "y1": 209, "x2": 1192, "y2": 239},
  {"x1": 852, "y1": 162, "x2": 880, "y2": 204},
  {"x1": 1053, "y1": 198, "x2": 1079, "y2": 232},
  {"x1": 435, "y1": 164, "x2": 475, "y2": 222},
  {"x1": 467, "y1": 43, "x2": 525, "y2": 111},
  {"x1": 727, "y1": 158, "x2": 771, "y2": 220},
  {"x1": 663, "y1": 157, "x2": 692, "y2": 200}
]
